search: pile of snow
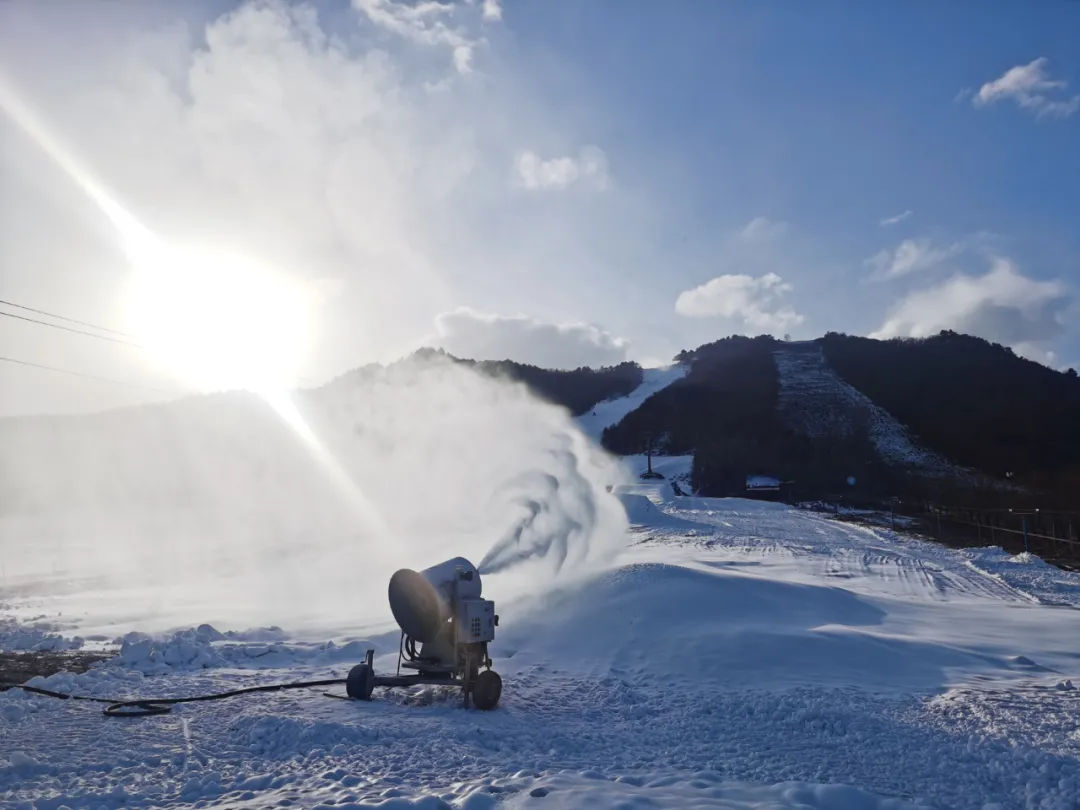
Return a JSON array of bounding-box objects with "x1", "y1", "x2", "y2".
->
[
  {"x1": 615, "y1": 493, "x2": 705, "y2": 534},
  {"x1": 111, "y1": 629, "x2": 229, "y2": 674},
  {"x1": 962, "y1": 546, "x2": 1080, "y2": 606},
  {"x1": 773, "y1": 344, "x2": 959, "y2": 475},
  {"x1": 101, "y1": 625, "x2": 379, "y2": 675},
  {"x1": 4, "y1": 751, "x2": 39, "y2": 770},
  {"x1": 0, "y1": 618, "x2": 83, "y2": 652},
  {"x1": 499, "y1": 558, "x2": 1006, "y2": 691}
]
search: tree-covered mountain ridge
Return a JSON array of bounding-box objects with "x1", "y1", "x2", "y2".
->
[{"x1": 593, "y1": 331, "x2": 1080, "y2": 506}]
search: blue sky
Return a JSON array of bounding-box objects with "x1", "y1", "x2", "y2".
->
[
  {"x1": 499, "y1": 0, "x2": 1080, "y2": 351},
  {"x1": 0, "y1": 0, "x2": 1078, "y2": 414}
]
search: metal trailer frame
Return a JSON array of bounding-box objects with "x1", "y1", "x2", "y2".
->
[{"x1": 344, "y1": 566, "x2": 502, "y2": 710}]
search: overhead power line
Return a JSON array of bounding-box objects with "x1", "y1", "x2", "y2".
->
[
  {"x1": 0, "y1": 310, "x2": 143, "y2": 348},
  {"x1": 0, "y1": 297, "x2": 134, "y2": 338},
  {"x1": 0, "y1": 297, "x2": 174, "y2": 397},
  {"x1": 0, "y1": 355, "x2": 171, "y2": 394}
]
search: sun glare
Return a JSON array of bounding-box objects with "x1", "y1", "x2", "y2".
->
[
  {"x1": 0, "y1": 76, "x2": 310, "y2": 396},
  {"x1": 0, "y1": 72, "x2": 391, "y2": 539},
  {"x1": 125, "y1": 246, "x2": 311, "y2": 394}
]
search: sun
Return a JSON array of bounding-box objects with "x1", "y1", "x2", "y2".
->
[{"x1": 124, "y1": 243, "x2": 312, "y2": 394}]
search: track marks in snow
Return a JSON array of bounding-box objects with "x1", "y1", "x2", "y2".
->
[
  {"x1": 641, "y1": 502, "x2": 1047, "y2": 606},
  {"x1": 5, "y1": 670, "x2": 1077, "y2": 809},
  {"x1": 5, "y1": 498, "x2": 1080, "y2": 808}
]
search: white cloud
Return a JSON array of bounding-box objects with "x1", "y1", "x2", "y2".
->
[
  {"x1": 482, "y1": 0, "x2": 502, "y2": 21},
  {"x1": 675, "y1": 273, "x2": 804, "y2": 332},
  {"x1": 972, "y1": 57, "x2": 1080, "y2": 118},
  {"x1": 866, "y1": 238, "x2": 962, "y2": 280},
  {"x1": 1013, "y1": 343, "x2": 1060, "y2": 368},
  {"x1": 515, "y1": 146, "x2": 610, "y2": 191},
  {"x1": 739, "y1": 217, "x2": 787, "y2": 241},
  {"x1": 880, "y1": 210, "x2": 913, "y2": 227},
  {"x1": 871, "y1": 257, "x2": 1071, "y2": 361},
  {"x1": 433, "y1": 307, "x2": 630, "y2": 368},
  {"x1": 353, "y1": 0, "x2": 481, "y2": 73}
]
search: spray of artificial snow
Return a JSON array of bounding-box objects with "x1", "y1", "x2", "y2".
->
[{"x1": 0, "y1": 353, "x2": 628, "y2": 637}]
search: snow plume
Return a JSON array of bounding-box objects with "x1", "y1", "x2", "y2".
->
[
  {"x1": 0, "y1": 355, "x2": 627, "y2": 637},
  {"x1": 478, "y1": 442, "x2": 603, "y2": 576}
]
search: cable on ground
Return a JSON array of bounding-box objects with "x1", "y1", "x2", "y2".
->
[{"x1": 0, "y1": 678, "x2": 349, "y2": 718}]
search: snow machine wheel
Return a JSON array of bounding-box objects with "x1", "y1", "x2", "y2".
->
[
  {"x1": 471, "y1": 670, "x2": 502, "y2": 711},
  {"x1": 345, "y1": 663, "x2": 375, "y2": 700}
]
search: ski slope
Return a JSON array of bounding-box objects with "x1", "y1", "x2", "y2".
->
[
  {"x1": 773, "y1": 344, "x2": 960, "y2": 475},
  {"x1": 576, "y1": 364, "x2": 687, "y2": 441},
  {"x1": 4, "y1": 496, "x2": 1080, "y2": 808}
]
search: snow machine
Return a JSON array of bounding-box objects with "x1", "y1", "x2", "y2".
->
[{"x1": 345, "y1": 557, "x2": 502, "y2": 710}]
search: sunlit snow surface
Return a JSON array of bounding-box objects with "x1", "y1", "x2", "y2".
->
[
  {"x1": 4, "y1": 491, "x2": 1080, "y2": 809},
  {"x1": 576, "y1": 364, "x2": 687, "y2": 443}
]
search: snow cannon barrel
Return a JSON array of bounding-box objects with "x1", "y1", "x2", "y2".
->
[{"x1": 388, "y1": 557, "x2": 483, "y2": 644}]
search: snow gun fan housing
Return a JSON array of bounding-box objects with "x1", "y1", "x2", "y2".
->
[{"x1": 345, "y1": 557, "x2": 502, "y2": 710}]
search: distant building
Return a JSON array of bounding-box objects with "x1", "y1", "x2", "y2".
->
[
  {"x1": 745, "y1": 475, "x2": 791, "y2": 502},
  {"x1": 746, "y1": 475, "x2": 781, "y2": 492}
]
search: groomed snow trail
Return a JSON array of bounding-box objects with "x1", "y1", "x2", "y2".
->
[
  {"x1": 4, "y1": 497, "x2": 1080, "y2": 809},
  {"x1": 576, "y1": 364, "x2": 686, "y2": 442}
]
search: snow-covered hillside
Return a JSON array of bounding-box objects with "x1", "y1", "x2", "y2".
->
[
  {"x1": 773, "y1": 343, "x2": 961, "y2": 475},
  {"x1": 576, "y1": 364, "x2": 686, "y2": 441},
  {"x1": 4, "y1": 494, "x2": 1080, "y2": 809}
]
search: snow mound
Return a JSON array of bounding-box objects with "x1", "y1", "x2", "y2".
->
[
  {"x1": 111, "y1": 629, "x2": 228, "y2": 674},
  {"x1": 962, "y1": 546, "x2": 1080, "y2": 606},
  {"x1": 773, "y1": 344, "x2": 959, "y2": 475},
  {"x1": 498, "y1": 561, "x2": 1003, "y2": 691},
  {"x1": 616, "y1": 494, "x2": 705, "y2": 533},
  {"x1": 102, "y1": 626, "x2": 378, "y2": 674},
  {"x1": 0, "y1": 618, "x2": 84, "y2": 653}
]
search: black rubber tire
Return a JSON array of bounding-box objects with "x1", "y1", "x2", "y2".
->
[
  {"x1": 345, "y1": 663, "x2": 375, "y2": 700},
  {"x1": 471, "y1": 670, "x2": 502, "y2": 711}
]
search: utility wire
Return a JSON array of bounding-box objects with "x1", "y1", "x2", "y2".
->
[
  {"x1": 0, "y1": 297, "x2": 135, "y2": 338},
  {"x1": 0, "y1": 355, "x2": 172, "y2": 394},
  {"x1": 0, "y1": 310, "x2": 143, "y2": 348}
]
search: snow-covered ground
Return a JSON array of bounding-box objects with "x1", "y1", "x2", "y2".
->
[
  {"x1": 773, "y1": 345, "x2": 960, "y2": 476},
  {"x1": 4, "y1": 494, "x2": 1080, "y2": 809},
  {"x1": 576, "y1": 364, "x2": 686, "y2": 442},
  {"x1": 611, "y1": 453, "x2": 694, "y2": 491}
]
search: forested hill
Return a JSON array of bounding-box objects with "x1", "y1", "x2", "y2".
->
[
  {"x1": 3, "y1": 331, "x2": 1078, "y2": 509},
  {"x1": 819, "y1": 331, "x2": 1080, "y2": 482},
  {"x1": 597, "y1": 332, "x2": 1080, "y2": 506}
]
